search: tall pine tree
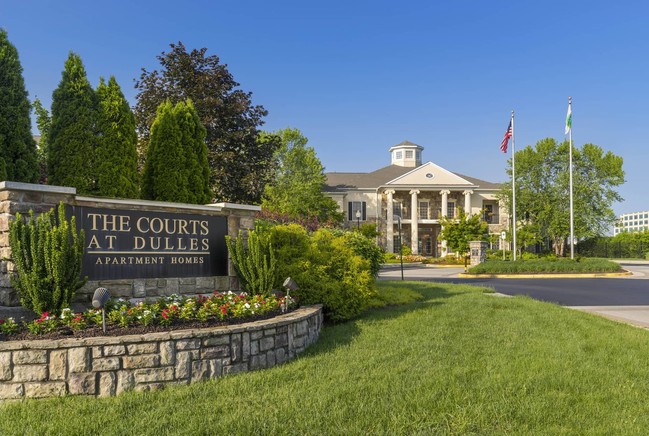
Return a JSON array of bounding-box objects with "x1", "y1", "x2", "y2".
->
[
  {"x1": 0, "y1": 29, "x2": 39, "y2": 182},
  {"x1": 48, "y1": 52, "x2": 96, "y2": 194},
  {"x1": 95, "y1": 76, "x2": 139, "y2": 198},
  {"x1": 142, "y1": 100, "x2": 210, "y2": 204}
]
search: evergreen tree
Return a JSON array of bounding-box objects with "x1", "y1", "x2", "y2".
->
[
  {"x1": 0, "y1": 29, "x2": 39, "y2": 182},
  {"x1": 95, "y1": 76, "x2": 139, "y2": 198},
  {"x1": 177, "y1": 100, "x2": 211, "y2": 204},
  {"x1": 48, "y1": 52, "x2": 97, "y2": 193},
  {"x1": 32, "y1": 98, "x2": 50, "y2": 183},
  {"x1": 142, "y1": 100, "x2": 210, "y2": 203}
]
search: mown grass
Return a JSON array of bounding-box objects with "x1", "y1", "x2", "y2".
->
[
  {"x1": 2, "y1": 281, "x2": 649, "y2": 434},
  {"x1": 468, "y1": 257, "x2": 623, "y2": 274}
]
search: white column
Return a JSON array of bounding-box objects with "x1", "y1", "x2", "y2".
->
[
  {"x1": 410, "y1": 190, "x2": 420, "y2": 254},
  {"x1": 440, "y1": 190, "x2": 450, "y2": 256},
  {"x1": 440, "y1": 190, "x2": 450, "y2": 218},
  {"x1": 463, "y1": 190, "x2": 473, "y2": 215},
  {"x1": 386, "y1": 190, "x2": 395, "y2": 253}
]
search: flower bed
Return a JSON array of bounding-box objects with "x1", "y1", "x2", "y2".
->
[
  {"x1": 0, "y1": 292, "x2": 295, "y2": 341},
  {"x1": 0, "y1": 301, "x2": 322, "y2": 401}
]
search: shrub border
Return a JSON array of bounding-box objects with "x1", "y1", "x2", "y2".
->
[{"x1": 0, "y1": 305, "x2": 322, "y2": 401}]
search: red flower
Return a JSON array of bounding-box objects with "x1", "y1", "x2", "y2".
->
[{"x1": 0, "y1": 319, "x2": 4, "y2": 325}]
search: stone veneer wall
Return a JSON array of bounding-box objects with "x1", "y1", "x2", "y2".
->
[
  {"x1": 0, "y1": 182, "x2": 259, "y2": 306},
  {"x1": 0, "y1": 305, "x2": 322, "y2": 401}
]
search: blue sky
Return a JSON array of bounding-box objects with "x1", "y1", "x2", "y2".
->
[{"x1": 2, "y1": 1, "x2": 648, "y2": 217}]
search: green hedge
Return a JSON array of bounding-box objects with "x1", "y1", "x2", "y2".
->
[{"x1": 467, "y1": 258, "x2": 623, "y2": 274}]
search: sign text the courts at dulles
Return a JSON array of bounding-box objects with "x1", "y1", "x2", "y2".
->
[{"x1": 72, "y1": 206, "x2": 228, "y2": 280}]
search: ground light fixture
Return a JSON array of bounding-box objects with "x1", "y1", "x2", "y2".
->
[
  {"x1": 92, "y1": 287, "x2": 111, "y2": 333},
  {"x1": 282, "y1": 277, "x2": 297, "y2": 312}
]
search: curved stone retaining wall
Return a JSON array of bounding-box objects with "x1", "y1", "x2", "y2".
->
[{"x1": 0, "y1": 305, "x2": 322, "y2": 401}]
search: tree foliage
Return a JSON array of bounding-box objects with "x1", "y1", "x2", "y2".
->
[
  {"x1": 32, "y1": 98, "x2": 50, "y2": 183},
  {"x1": 9, "y1": 202, "x2": 86, "y2": 315},
  {"x1": 500, "y1": 138, "x2": 624, "y2": 256},
  {"x1": 141, "y1": 100, "x2": 211, "y2": 204},
  {"x1": 439, "y1": 208, "x2": 489, "y2": 255},
  {"x1": 261, "y1": 128, "x2": 343, "y2": 224},
  {"x1": 135, "y1": 42, "x2": 279, "y2": 203},
  {"x1": 48, "y1": 52, "x2": 97, "y2": 193},
  {"x1": 0, "y1": 29, "x2": 39, "y2": 183},
  {"x1": 95, "y1": 76, "x2": 139, "y2": 198}
]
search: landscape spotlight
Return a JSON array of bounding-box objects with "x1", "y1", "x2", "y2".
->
[
  {"x1": 282, "y1": 277, "x2": 297, "y2": 312},
  {"x1": 283, "y1": 277, "x2": 298, "y2": 292},
  {"x1": 92, "y1": 287, "x2": 111, "y2": 333}
]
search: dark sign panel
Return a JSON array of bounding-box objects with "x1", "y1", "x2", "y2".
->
[{"x1": 71, "y1": 206, "x2": 228, "y2": 280}]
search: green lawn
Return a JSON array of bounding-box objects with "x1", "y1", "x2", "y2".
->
[{"x1": 2, "y1": 281, "x2": 649, "y2": 434}]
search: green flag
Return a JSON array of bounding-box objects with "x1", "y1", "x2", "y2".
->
[{"x1": 565, "y1": 100, "x2": 572, "y2": 135}]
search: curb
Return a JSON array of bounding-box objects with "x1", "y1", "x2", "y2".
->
[{"x1": 458, "y1": 270, "x2": 632, "y2": 279}]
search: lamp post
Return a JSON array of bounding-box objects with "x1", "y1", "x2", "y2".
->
[
  {"x1": 393, "y1": 215, "x2": 404, "y2": 280},
  {"x1": 355, "y1": 210, "x2": 361, "y2": 229}
]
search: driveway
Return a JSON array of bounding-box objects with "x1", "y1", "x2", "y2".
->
[{"x1": 379, "y1": 262, "x2": 649, "y2": 329}]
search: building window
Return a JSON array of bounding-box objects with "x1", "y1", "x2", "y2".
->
[
  {"x1": 405, "y1": 150, "x2": 414, "y2": 159},
  {"x1": 416, "y1": 151, "x2": 421, "y2": 161},
  {"x1": 395, "y1": 151, "x2": 402, "y2": 160},
  {"x1": 393, "y1": 201, "x2": 402, "y2": 218},
  {"x1": 348, "y1": 201, "x2": 366, "y2": 221},
  {"x1": 419, "y1": 201, "x2": 429, "y2": 219},
  {"x1": 447, "y1": 201, "x2": 455, "y2": 218}
]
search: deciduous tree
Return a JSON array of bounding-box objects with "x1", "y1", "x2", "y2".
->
[
  {"x1": 439, "y1": 208, "x2": 489, "y2": 255},
  {"x1": 261, "y1": 128, "x2": 342, "y2": 224},
  {"x1": 135, "y1": 42, "x2": 278, "y2": 203},
  {"x1": 500, "y1": 138, "x2": 624, "y2": 256},
  {"x1": 0, "y1": 29, "x2": 39, "y2": 182}
]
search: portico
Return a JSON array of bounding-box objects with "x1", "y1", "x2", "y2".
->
[{"x1": 325, "y1": 141, "x2": 508, "y2": 256}]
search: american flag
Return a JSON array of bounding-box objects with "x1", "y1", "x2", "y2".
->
[{"x1": 500, "y1": 120, "x2": 512, "y2": 153}]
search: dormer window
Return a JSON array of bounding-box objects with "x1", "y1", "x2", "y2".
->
[
  {"x1": 405, "y1": 150, "x2": 413, "y2": 159},
  {"x1": 395, "y1": 151, "x2": 402, "y2": 160}
]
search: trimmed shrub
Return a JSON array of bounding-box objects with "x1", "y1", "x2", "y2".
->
[
  {"x1": 267, "y1": 224, "x2": 377, "y2": 322},
  {"x1": 343, "y1": 231, "x2": 384, "y2": 277},
  {"x1": 9, "y1": 202, "x2": 86, "y2": 315},
  {"x1": 225, "y1": 228, "x2": 276, "y2": 296}
]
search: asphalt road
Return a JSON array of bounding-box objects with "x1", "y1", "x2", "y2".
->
[{"x1": 378, "y1": 262, "x2": 649, "y2": 307}]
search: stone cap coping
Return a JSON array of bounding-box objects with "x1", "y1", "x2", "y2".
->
[
  {"x1": 0, "y1": 181, "x2": 76, "y2": 195},
  {"x1": 0, "y1": 305, "x2": 322, "y2": 352},
  {"x1": 73, "y1": 198, "x2": 261, "y2": 213}
]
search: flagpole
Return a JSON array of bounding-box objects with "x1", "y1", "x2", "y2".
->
[
  {"x1": 568, "y1": 97, "x2": 574, "y2": 259},
  {"x1": 511, "y1": 110, "x2": 517, "y2": 261}
]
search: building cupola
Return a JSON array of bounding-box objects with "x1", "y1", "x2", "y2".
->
[{"x1": 389, "y1": 140, "x2": 423, "y2": 167}]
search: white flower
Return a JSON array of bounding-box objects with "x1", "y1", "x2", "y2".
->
[{"x1": 244, "y1": 303, "x2": 251, "y2": 309}]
